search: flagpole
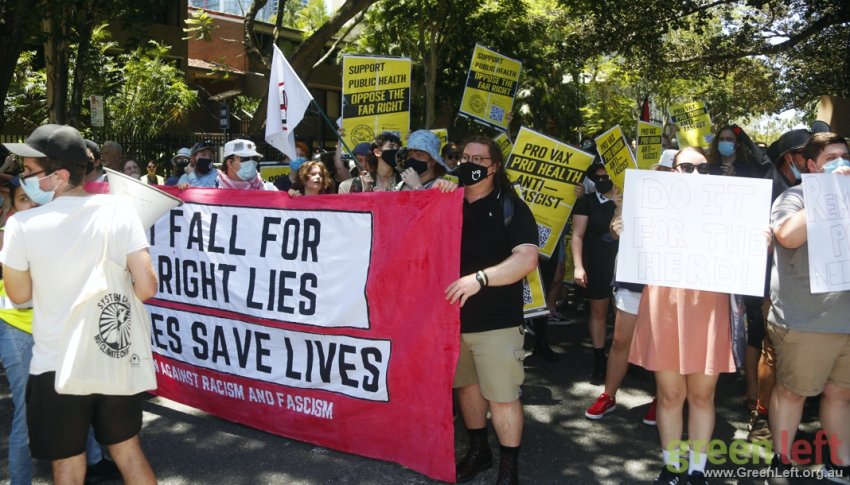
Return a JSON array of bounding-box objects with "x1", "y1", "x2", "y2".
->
[{"x1": 310, "y1": 99, "x2": 364, "y2": 172}]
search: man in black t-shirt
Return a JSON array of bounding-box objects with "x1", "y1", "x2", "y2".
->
[{"x1": 445, "y1": 136, "x2": 538, "y2": 485}]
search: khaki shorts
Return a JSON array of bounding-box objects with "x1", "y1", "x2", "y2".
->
[
  {"x1": 453, "y1": 326, "x2": 525, "y2": 402},
  {"x1": 768, "y1": 323, "x2": 850, "y2": 396}
]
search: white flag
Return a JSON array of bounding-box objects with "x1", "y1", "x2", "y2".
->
[{"x1": 265, "y1": 45, "x2": 313, "y2": 160}]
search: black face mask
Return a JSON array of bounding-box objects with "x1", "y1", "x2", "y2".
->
[
  {"x1": 176, "y1": 161, "x2": 189, "y2": 176},
  {"x1": 405, "y1": 159, "x2": 428, "y2": 175},
  {"x1": 458, "y1": 162, "x2": 490, "y2": 186},
  {"x1": 595, "y1": 179, "x2": 614, "y2": 194},
  {"x1": 380, "y1": 149, "x2": 399, "y2": 169},
  {"x1": 196, "y1": 157, "x2": 214, "y2": 174}
]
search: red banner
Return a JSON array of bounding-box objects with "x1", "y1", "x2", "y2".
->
[{"x1": 125, "y1": 186, "x2": 462, "y2": 482}]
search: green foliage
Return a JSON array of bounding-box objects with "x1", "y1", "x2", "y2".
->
[
  {"x1": 296, "y1": 0, "x2": 331, "y2": 32},
  {"x1": 106, "y1": 41, "x2": 198, "y2": 139},
  {"x1": 233, "y1": 95, "x2": 262, "y2": 119},
  {"x1": 577, "y1": 58, "x2": 642, "y2": 139},
  {"x1": 184, "y1": 8, "x2": 218, "y2": 42},
  {"x1": 4, "y1": 52, "x2": 48, "y2": 133}
]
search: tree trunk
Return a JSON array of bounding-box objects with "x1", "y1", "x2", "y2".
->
[
  {"x1": 69, "y1": 15, "x2": 96, "y2": 128},
  {"x1": 244, "y1": 0, "x2": 272, "y2": 73},
  {"x1": 44, "y1": 7, "x2": 73, "y2": 125},
  {"x1": 289, "y1": 0, "x2": 378, "y2": 77},
  {"x1": 0, "y1": 0, "x2": 42, "y2": 131}
]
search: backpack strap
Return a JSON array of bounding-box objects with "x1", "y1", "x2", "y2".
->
[{"x1": 500, "y1": 189, "x2": 514, "y2": 228}]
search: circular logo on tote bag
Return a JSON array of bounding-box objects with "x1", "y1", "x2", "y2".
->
[{"x1": 94, "y1": 293, "x2": 132, "y2": 359}]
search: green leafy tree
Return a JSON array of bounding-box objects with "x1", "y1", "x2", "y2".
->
[
  {"x1": 559, "y1": 0, "x2": 850, "y2": 111},
  {"x1": 3, "y1": 52, "x2": 48, "y2": 133},
  {"x1": 0, "y1": 0, "x2": 41, "y2": 131},
  {"x1": 105, "y1": 42, "x2": 198, "y2": 139},
  {"x1": 295, "y1": 0, "x2": 331, "y2": 32},
  {"x1": 184, "y1": 8, "x2": 219, "y2": 41},
  {"x1": 243, "y1": 0, "x2": 380, "y2": 134},
  {"x1": 351, "y1": 0, "x2": 532, "y2": 130}
]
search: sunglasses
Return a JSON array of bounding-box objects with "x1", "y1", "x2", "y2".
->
[{"x1": 674, "y1": 162, "x2": 711, "y2": 174}]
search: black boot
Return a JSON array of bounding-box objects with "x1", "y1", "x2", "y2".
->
[
  {"x1": 456, "y1": 428, "x2": 492, "y2": 483},
  {"x1": 592, "y1": 348, "x2": 606, "y2": 383},
  {"x1": 532, "y1": 318, "x2": 559, "y2": 362},
  {"x1": 495, "y1": 445, "x2": 519, "y2": 485}
]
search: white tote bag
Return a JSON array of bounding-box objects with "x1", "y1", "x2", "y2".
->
[{"x1": 54, "y1": 207, "x2": 157, "y2": 395}]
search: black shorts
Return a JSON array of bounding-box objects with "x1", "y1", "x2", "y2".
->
[{"x1": 26, "y1": 372, "x2": 145, "y2": 460}]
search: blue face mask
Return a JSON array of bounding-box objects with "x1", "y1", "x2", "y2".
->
[
  {"x1": 823, "y1": 158, "x2": 850, "y2": 173},
  {"x1": 788, "y1": 160, "x2": 802, "y2": 181},
  {"x1": 236, "y1": 160, "x2": 258, "y2": 181},
  {"x1": 718, "y1": 141, "x2": 736, "y2": 157},
  {"x1": 21, "y1": 173, "x2": 56, "y2": 205},
  {"x1": 290, "y1": 156, "x2": 306, "y2": 174}
]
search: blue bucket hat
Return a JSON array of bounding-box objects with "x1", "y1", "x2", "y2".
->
[{"x1": 403, "y1": 130, "x2": 445, "y2": 168}]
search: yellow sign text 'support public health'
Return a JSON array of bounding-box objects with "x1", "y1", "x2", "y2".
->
[
  {"x1": 636, "y1": 121, "x2": 663, "y2": 170},
  {"x1": 669, "y1": 100, "x2": 713, "y2": 148},
  {"x1": 342, "y1": 56, "x2": 411, "y2": 148},
  {"x1": 459, "y1": 45, "x2": 522, "y2": 132},
  {"x1": 506, "y1": 126, "x2": 594, "y2": 258}
]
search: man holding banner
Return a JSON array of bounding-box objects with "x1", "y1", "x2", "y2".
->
[
  {"x1": 446, "y1": 136, "x2": 538, "y2": 485},
  {"x1": 766, "y1": 132, "x2": 850, "y2": 481}
]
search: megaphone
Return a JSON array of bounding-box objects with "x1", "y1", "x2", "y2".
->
[{"x1": 104, "y1": 168, "x2": 183, "y2": 229}]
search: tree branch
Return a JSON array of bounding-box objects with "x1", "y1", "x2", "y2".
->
[
  {"x1": 312, "y1": 12, "x2": 363, "y2": 70},
  {"x1": 244, "y1": 0, "x2": 271, "y2": 72},
  {"x1": 668, "y1": 10, "x2": 848, "y2": 64}
]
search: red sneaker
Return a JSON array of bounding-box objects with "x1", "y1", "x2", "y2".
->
[
  {"x1": 585, "y1": 393, "x2": 616, "y2": 420},
  {"x1": 642, "y1": 398, "x2": 657, "y2": 426}
]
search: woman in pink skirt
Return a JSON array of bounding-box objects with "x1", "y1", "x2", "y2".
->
[{"x1": 629, "y1": 147, "x2": 736, "y2": 485}]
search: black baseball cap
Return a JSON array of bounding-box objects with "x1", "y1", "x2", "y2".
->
[
  {"x1": 776, "y1": 129, "x2": 811, "y2": 158},
  {"x1": 191, "y1": 141, "x2": 217, "y2": 156},
  {"x1": 2, "y1": 124, "x2": 88, "y2": 166}
]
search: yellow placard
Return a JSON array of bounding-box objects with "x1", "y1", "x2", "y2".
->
[
  {"x1": 522, "y1": 267, "x2": 548, "y2": 318},
  {"x1": 493, "y1": 132, "x2": 514, "y2": 160},
  {"x1": 459, "y1": 44, "x2": 522, "y2": 131},
  {"x1": 430, "y1": 128, "x2": 448, "y2": 151},
  {"x1": 259, "y1": 164, "x2": 290, "y2": 184},
  {"x1": 636, "y1": 121, "x2": 663, "y2": 170},
  {"x1": 512, "y1": 182, "x2": 548, "y2": 318},
  {"x1": 341, "y1": 55, "x2": 411, "y2": 148},
  {"x1": 506, "y1": 126, "x2": 595, "y2": 258},
  {"x1": 669, "y1": 100, "x2": 712, "y2": 148},
  {"x1": 595, "y1": 125, "x2": 637, "y2": 190}
]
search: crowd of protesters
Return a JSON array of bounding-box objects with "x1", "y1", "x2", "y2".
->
[{"x1": 1, "y1": 118, "x2": 849, "y2": 485}]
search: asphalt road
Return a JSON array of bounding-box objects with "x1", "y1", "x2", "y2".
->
[{"x1": 1, "y1": 316, "x2": 830, "y2": 484}]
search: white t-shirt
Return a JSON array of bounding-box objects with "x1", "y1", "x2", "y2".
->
[{"x1": 0, "y1": 194, "x2": 149, "y2": 374}]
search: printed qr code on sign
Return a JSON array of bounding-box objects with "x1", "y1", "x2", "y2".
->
[
  {"x1": 537, "y1": 225, "x2": 552, "y2": 248},
  {"x1": 490, "y1": 105, "x2": 505, "y2": 123},
  {"x1": 522, "y1": 278, "x2": 532, "y2": 305}
]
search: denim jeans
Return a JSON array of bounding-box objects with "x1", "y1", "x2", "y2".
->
[{"x1": 0, "y1": 321, "x2": 33, "y2": 485}]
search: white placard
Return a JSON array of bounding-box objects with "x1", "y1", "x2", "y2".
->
[
  {"x1": 802, "y1": 174, "x2": 850, "y2": 293},
  {"x1": 149, "y1": 203, "x2": 373, "y2": 328},
  {"x1": 150, "y1": 306, "x2": 391, "y2": 401},
  {"x1": 89, "y1": 95, "x2": 104, "y2": 127},
  {"x1": 616, "y1": 169, "x2": 772, "y2": 296}
]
